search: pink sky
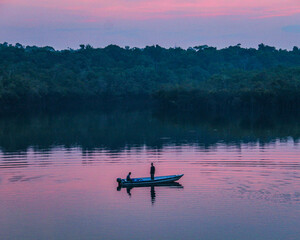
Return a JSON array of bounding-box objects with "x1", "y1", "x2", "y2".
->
[
  {"x1": 0, "y1": 0, "x2": 300, "y2": 48},
  {"x1": 3, "y1": 0, "x2": 300, "y2": 18}
]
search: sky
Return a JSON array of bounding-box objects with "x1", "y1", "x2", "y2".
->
[{"x1": 0, "y1": 0, "x2": 300, "y2": 49}]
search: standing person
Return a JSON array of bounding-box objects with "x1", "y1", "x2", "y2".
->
[
  {"x1": 150, "y1": 163, "x2": 155, "y2": 180},
  {"x1": 126, "y1": 172, "x2": 132, "y2": 182}
]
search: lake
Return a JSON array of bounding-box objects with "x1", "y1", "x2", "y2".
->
[{"x1": 0, "y1": 110, "x2": 299, "y2": 240}]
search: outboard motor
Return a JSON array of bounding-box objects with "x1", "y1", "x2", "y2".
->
[
  {"x1": 116, "y1": 178, "x2": 122, "y2": 188},
  {"x1": 116, "y1": 178, "x2": 122, "y2": 184}
]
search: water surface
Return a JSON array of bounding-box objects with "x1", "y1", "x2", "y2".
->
[{"x1": 0, "y1": 110, "x2": 299, "y2": 240}]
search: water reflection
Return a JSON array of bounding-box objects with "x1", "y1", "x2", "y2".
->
[
  {"x1": 1, "y1": 143, "x2": 299, "y2": 239},
  {"x1": 0, "y1": 110, "x2": 300, "y2": 239},
  {"x1": 0, "y1": 109, "x2": 299, "y2": 154},
  {"x1": 151, "y1": 186, "x2": 155, "y2": 205},
  {"x1": 117, "y1": 182, "x2": 184, "y2": 205}
]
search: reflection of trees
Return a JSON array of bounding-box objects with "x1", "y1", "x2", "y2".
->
[
  {"x1": 0, "y1": 109, "x2": 299, "y2": 154},
  {"x1": 0, "y1": 151, "x2": 29, "y2": 169}
]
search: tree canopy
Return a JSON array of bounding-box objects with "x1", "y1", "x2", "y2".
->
[{"x1": 0, "y1": 42, "x2": 300, "y2": 113}]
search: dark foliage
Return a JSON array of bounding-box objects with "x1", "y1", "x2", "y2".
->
[{"x1": 0, "y1": 42, "x2": 300, "y2": 113}]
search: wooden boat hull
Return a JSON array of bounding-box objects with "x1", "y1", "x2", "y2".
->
[{"x1": 117, "y1": 174, "x2": 183, "y2": 187}]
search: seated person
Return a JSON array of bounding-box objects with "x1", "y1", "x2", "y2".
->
[{"x1": 126, "y1": 172, "x2": 132, "y2": 182}]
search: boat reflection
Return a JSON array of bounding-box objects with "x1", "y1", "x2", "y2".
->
[{"x1": 117, "y1": 182, "x2": 183, "y2": 205}]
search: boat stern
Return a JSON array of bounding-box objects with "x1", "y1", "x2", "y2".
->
[{"x1": 116, "y1": 178, "x2": 122, "y2": 185}]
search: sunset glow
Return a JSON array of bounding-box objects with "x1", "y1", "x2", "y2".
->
[
  {"x1": 0, "y1": 0, "x2": 300, "y2": 49},
  {"x1": 3, "y1": 0, "x2": 300, "y2": 19}
]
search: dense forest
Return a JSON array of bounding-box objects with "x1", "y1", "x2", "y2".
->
[{"x1": 0, "y1": 42, "x2": 300, "y2": 113}]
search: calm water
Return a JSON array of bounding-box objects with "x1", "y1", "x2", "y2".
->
[{"x1": 0, "y1": 110, "x2": 300, "y2": 240}]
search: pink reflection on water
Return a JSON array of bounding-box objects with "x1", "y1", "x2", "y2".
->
[{"x1": 0, "y1": 140, "x2": 300, "y2": 239}]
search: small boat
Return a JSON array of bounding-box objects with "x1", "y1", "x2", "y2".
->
[{"x1": 116, "y1": 174, "x2": 183, "y2": 187}]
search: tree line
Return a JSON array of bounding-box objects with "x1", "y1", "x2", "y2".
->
[{"x1": 0, "y1": 42, "x2": 300, "y2": 113}]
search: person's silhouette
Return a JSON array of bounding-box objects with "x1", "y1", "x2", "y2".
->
[
  {"x1": 150, "y1": 163, "x2": 155, "y2": 180},
  {"x1": 126, "y1": 172, "x2": 132, "y2": 182}
]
